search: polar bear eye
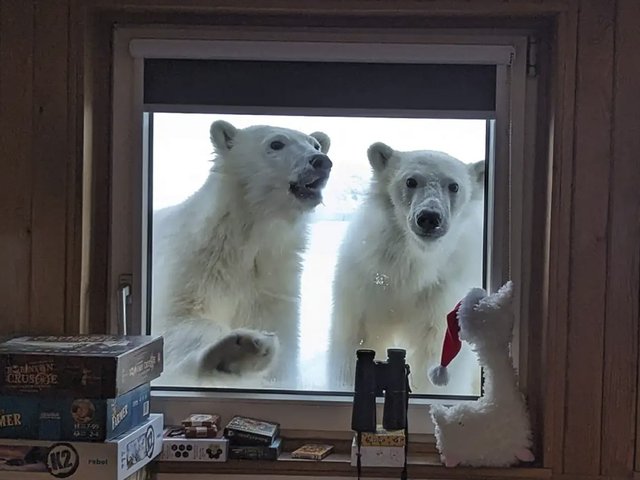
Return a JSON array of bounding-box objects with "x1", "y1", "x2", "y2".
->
[
  {"x1": 270, "y1": 140, "x2": 285, "y2": 150},
  {"x1": 406, "y1": 178, "x2": 418, "y2": 189},
  {"x1": 448, "y1": 182, "x2": 459, "y2": 193}
]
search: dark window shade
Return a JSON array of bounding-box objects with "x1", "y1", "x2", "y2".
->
[{"x1": 144, "y1": 59, "x2": 496, "y2": 112}]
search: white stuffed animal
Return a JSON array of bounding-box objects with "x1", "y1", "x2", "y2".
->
[{"x1": 428, "y1": 281, "x2": 534, "y2": 467}]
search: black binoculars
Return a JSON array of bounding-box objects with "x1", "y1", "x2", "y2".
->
[{"x1": 350, "y1": 348, "x2": 411, "y2": 433}]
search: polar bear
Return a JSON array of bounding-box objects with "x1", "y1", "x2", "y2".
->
[
  {"x1": 329, "y1": 142, "x2": 484, "y2": 394},
  {"x1": 151, "y1": 120, "x2": 332, "y2": 387}
]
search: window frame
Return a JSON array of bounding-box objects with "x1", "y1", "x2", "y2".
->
[{"x1": 110, "y1": 25, "x2": 536, "y2": 437}]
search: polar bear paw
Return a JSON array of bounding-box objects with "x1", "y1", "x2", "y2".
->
[{"x1": 198, "y1": 329, "x2": 279, "y2": 377}]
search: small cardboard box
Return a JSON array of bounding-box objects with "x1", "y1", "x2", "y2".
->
[
  {"x1": 0, "y1": 413, "x2": 163, "y2": 480},
  {"x1": 350, "y1": 436, "x2": 405, "y2": 468},
  {"x1": 0, "y1": 382, "x2": 150, "y2": 441},
  {"x1": 0, "y1": 335, "x2": 163, "y2": 398},
  {"x1": 360, "y1": 427, "x2": 405, "y2": 447},
  {"x1": 159, "y1": 427, "x2": 228, "y2": 462}
]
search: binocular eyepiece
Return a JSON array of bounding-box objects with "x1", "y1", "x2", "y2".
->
[{"x1": 351, "y1": 348, "x2": 411, "y2": 433}]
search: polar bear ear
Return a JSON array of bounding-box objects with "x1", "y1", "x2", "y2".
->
[
  {"x1": 367, "y1": 142, "x2": 395, "y2": 173},
  {"x1": 468, "y1": 160, "x2": 485, "y2": 187},
  {"x1": 210, "y1": 120, "x2": 238, "y2": 152},
  {"x1": 468, "y1": 160, "x2": 485, "y2": 200},
  {"x1": 310, "y1": 131, "x2": 330, "y2": 154}
]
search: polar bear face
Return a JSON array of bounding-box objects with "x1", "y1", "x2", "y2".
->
[
  {"x1": 210, "y1": 120, "x2": 332, "y2": 211},
  {"x1": 367, "y1": 142, "x2": 484, "y2": 245}
]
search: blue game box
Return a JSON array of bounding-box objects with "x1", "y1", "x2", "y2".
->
[{"x1": 0, "y1": 382, "x2": 150, "y2": 441}]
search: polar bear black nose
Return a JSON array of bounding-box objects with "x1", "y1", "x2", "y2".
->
[
  {"x1": 417, "y1": 210, "x2": 442, "y2": 231},
  {"x1": 309, "y1": 154, "x2": 333, "y2": 170}
]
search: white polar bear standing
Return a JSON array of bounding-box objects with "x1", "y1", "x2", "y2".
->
[
  {"x1": 329, "y1": 142, "x2": 484, "y2": 394},
  {"x1": 152, "y1": 120, "x2": 332, "y2": 387}
]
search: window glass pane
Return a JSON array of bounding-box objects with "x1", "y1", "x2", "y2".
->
[{"x1": 149, "y1": 113, "x2": 486, "y2": 396}]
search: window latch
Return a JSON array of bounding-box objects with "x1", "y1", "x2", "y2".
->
[
  {"x1": 117, "y1": 274, "x2": 133, "y2": 335},
  {"x1": 526, "y1": 36, "x2": 538, "y2": 78}
]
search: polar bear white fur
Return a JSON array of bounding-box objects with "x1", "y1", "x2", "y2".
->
[
  {"x1": 151, "y1": 120, "x2": 332, "y2": 387},
  {"x1": 329, "y1": 142, "x2": 484, "y2": 394}
]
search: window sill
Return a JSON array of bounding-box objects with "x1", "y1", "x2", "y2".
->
[{"x1": 154, "y1": 452, "x2": 550, "y2": 479}]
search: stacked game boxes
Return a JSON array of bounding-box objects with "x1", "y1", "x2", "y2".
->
[
  {"x1": 0, "y1": 335, "x2": 165, "y2": 480},
  {"x1": 224, "y1": 415, "x2": 282, "y2": 460}
]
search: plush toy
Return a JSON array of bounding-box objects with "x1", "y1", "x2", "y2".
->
[{"x1": 428, "y1": 281, "x2": 534, "y2": 468}]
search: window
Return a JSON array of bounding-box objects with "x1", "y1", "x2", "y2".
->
[
  {"x1": 111, "y1": 27, "x2": 535, "y2": 434},
  {"x1": 150, "y1": 112, "x2": 487, "y2": 395}
]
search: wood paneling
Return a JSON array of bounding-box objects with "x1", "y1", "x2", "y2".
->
[
  {"x1": 602, "y1": 0, "x2": 640, "y2": 475},
  {"x1": 31, "y1": 0, "x2": 70, "y2": 334},
  {"x1": 0, "y1": 0, "x2": 35, "y2": 333},
  {"x1": 545, "y1": 5, "x2": 578, "y2": 472},
  {"x1": 83, "y1": 0, "x2": 572, "y2": 16},
  {"x1": 0, "y1": 0, "x2": 73, "y2": 335},
  {"x1": 82, "y1": 7, "x2": 113, "y2": 333},
  {"x1": 562, "y1": 0, "x2": 616, "y2": 475},
  {"x1": 65, "y1": 1, "x2": 83, "y2": 334}
]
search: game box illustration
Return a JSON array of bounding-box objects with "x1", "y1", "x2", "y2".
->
[
  {"x1": 0, "y1": 335, "x2": 163, "y2": 398},
  {"x1": 360, "y1": 427, "x2": 406, "y2": 447},
  {"x1": 291, "y1": 443, "x2": 334, "y2": 460},
  {"x1": 159, "y1": 427, "x2": 228, "y2": 462},
  {"x1": 0, "y1": 413, "x2": 163, "y2": 480},
  {"x1": 223, "y1": 416, "x2": 280, "y2": 446},
  {"x1": 0, "y1": 382, "x2": 150, "y2": 441}
]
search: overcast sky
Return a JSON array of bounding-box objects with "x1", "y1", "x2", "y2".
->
[{"x1": 152, "y1": 113, "x2": 487, "y2": 212}]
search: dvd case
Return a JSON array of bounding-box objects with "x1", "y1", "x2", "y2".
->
[
  {"x1": 228, "y1": 437, "x2": 282, "y2": 460},
  {"x1": 223, "y1": 416, "x2": 280, "y2": 446}
]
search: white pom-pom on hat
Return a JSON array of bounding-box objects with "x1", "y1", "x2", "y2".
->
[{"x1": 428, "y1": 364, "x2": 450, "y2": 386}]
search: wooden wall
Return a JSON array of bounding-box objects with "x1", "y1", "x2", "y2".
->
[
  {"x1": 0, "y1": 0, "x2": 80, "y2": 335},
  {"x1": 0, "y1": 1, "x2": 638, "y2": 479}
]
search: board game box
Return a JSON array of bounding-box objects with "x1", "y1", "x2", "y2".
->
[
  {"x1": 350, "y1": 435, "x2": 405, "y2": 467},
  {"x1": 159, "y1": 427, "x2": 228, "y2": 462},
  {"x1": 290, "y1": 443, "x2": 334, "y2": 460},
  {"x1": 223, "y1": 416, "x2": 280, "y2": 446},
  {"x1": 228, "y1": 437, "x2": 282, "y2": 460},
  {"x1": 360, "y1": 426, "x2": 405, "y2": 447},
  {"x1": 0, "y1": 382, "x2": 150, "y2": 441},
  {"x1": 0, "y1": 335, "x2": 163, "y2": 398},
  {"x1": 0, "y1": 413, "x2": 163, "y2": 480},
  {"x1": 181, "y1": 414, "x2": 220, "y2": 429}
]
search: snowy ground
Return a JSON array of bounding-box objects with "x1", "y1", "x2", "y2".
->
[{"x1": 297, "y1": 220, "x2": 349, "y2": 391}]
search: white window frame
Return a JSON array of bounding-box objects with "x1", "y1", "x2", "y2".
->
[{"x1": 110, "y1": 25, "x2": 535, "y2": 437}]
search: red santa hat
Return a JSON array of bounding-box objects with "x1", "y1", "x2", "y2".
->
[{"x1": 428, "y1": 301, "x2": 462, "y2": 386}]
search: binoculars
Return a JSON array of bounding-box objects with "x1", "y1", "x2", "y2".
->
[{"x1": 350, "y1": 348, "x2": 411, "y2": 433}]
